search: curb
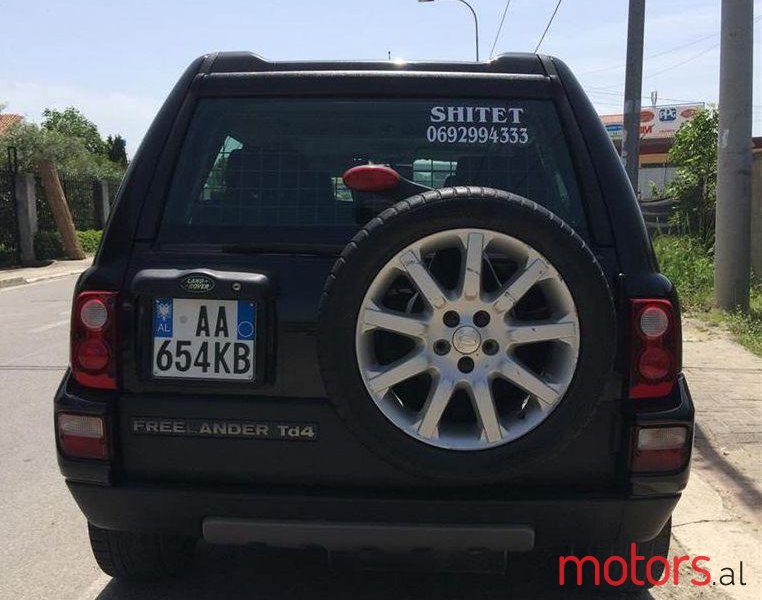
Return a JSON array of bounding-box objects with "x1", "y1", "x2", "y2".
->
[
  {"x1": 0, "y1": 277, "x2": 25, "y2": 289},
  {"x1": 0, "y1": 267, "x2": 89, "y2": 290}
]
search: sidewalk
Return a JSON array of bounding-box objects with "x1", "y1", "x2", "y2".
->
[
  {"x1": 670, "y1": 318, "x2": 761, "y2": 599},
  {"x1": 0, "y1": 258, "x2": 92, "y2": 289}
]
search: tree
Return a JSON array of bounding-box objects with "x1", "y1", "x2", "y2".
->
[
  {"x1": 0, "y1": 118, "x2": 124, "y2": 179},
  {"x1": 0, "y1": 102, "x2": 126, "y2": 178},
  {"x1": 42, "y1": 107, "x2": 106, "y2": 156},
  {"x1": 664, "y1": 107, "x2": 719, "y2": 249},
  {"x1": 106, "y1": 134, "x2": 128, "y2": 166}
]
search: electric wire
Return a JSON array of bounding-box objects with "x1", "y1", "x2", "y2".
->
[
  {"x1": 579, "y1": 14, "x2": 762, "y2": 78},
  {"x1": 534, "y1": 0, "x2": 563, "y2": 53},
  {"x1": 488, "y1": 0, "x2": 513, "y2": 59}
]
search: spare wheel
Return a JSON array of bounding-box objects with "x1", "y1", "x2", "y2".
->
[{"x1": 318, "y1": 187, "x2": 616, "y2": 483}]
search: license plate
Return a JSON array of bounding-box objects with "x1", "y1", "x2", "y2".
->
[{"x1": 152, "y1": 298, "x2": 256, "y2": 381}]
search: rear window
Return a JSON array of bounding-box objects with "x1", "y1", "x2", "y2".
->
[{"x1": 159, "y1": 98, "x2": 587, "y2": 244}]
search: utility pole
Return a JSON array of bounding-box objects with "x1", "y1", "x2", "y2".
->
[
  {"x1": 622, "y1": 0, "x2": 645, "y2": 194},
  {"x1": 715, "y1": 0, "x2": 753, "y2": 312}
]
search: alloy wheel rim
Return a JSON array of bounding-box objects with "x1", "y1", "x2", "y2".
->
[{"x1": 355, "y1": 228, "x2": 580, "y2": 451}]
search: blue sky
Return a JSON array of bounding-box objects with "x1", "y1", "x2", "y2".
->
[{"x1": 1, "y1": 0, "x2": 760, "y2": 154}]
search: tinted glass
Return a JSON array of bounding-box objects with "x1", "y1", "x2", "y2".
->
[{"x1": 160, "y1": 98, "x2": 587, "y2": 244}]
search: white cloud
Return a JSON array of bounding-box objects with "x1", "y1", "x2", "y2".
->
[{"x1": 0, "y1": 80, "x2": 162, "y2": 157}]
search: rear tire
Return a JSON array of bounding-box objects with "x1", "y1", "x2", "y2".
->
[{"x1": 88, "y1": 523, "x2": 196, "y2": 580}]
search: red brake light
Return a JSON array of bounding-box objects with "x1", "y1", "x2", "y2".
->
[
  {"x1": 342, "y1": 165, "x2": 401, "y2": 192},
  {"x1": 637, "y1": 347, "x2": 671, "y2": 380},
  {"x1": 77, "y1": 339, "x2": 110, "y2": 371},
  {"x1": 71, "y1": 291, "x2": 118, "y2": 389},
  {"x1": 628, "y1": 299, "x2": 679, "y2": 399}
]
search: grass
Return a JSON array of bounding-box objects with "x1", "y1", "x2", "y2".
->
[{"x1": 653, "y1": 235, "x2": 762, "y2": 356}]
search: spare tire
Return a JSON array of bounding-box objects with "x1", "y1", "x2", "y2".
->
[{"x1": 318, "y1": 187, "x2": 615, "y2": 483}]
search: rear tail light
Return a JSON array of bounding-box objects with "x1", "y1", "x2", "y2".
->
[
  {"x1": 57, "y1": 413, "x2": 108, "y2": 460},
  {"x1": 631, "y1": 426, "x2": 690, "y2": 473},
  {"x1": 71, "y1": 291, "x2": 118, "y2": 389},
  {"x1": 628, "y1": 299, "x2": 679, "y2": 399}
]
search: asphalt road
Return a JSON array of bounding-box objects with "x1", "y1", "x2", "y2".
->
[{"x1": 0, "y1": 275, "x2": 718, "y2": 600}]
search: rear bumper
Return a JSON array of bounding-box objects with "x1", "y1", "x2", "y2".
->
[
  {"x1": 58, "y1": 372, "x2": 694, "y2": 552},
  {"x1": 68, "y1": 481, "x2": 678, "y2": 551}
]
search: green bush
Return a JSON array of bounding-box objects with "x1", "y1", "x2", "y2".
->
[
  {"x1": 34, "y1": 230, "x2": 65, "y2": 260},
  {"x1": 33, "y1": 229, "x2": 102, "y2": 260},
  {"x1": 663, "y1": 108, "x2": 718, "y2": 249},
  {"x1": 77, "y1": 229, "x2": 103, "y2": 254},
  {"x1": 653, "y1": 234, "x2": 762, "y2": 356},
  {"x1": 0, "y1": 245, "x2": 16, "y2": 267}
]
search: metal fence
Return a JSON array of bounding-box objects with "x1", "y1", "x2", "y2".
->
[
  {"x1": 36, "y1": 176, "x2": 122, "y2": 232},
  {"x1": 0, "y1": 171, "x2": 19, "y2": 266},
  {"x1": 107, "y1": 178, "x2": 121, "y2": 207}
]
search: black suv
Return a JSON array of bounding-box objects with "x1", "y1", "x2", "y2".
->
[{"x1": 55, "y1": 53, "x2": 694, "y2": 588}]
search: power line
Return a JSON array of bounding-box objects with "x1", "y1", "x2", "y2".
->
[
  {"x1": 588, "y1": 93, "x2": 698, "y2": 106},
  {"x1": 586, "y1": 87, "x2": 703, "y2": 105},
  {"x1": 579, "y1": 14, "x2": 762, "y2": 77},
  {"x1": 579, "y1": 31, "x2": 718, "y2": 75},
  {"x1": 588, "y1": 78, "x2": 762, "y2": 106},
  {"x1": 534, "y1": 0, "x2": 563, "y2": 53},
  {"x1": 589, "y1": 101, "x2": 626, "y2": 108},
  {"x1": 642, "y1": 42, "x2": 719, "y2": 79},
  {"x1": 585, "y1": 38, "x2": 724, "y2": 92},
  {"x1": 488, "y1": 0, "x2": 513, "y2": 59},
  {"x1": 588, "y1": 87, "x2": 762, "y2": 111}
]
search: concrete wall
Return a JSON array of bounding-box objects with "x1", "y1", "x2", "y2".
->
[
  {"x1": 752, "y1": 150, "x2": 762, "y2": 275},
  {"x1": 639, "y1": 165, "x2": 677, "y2": 199}
]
